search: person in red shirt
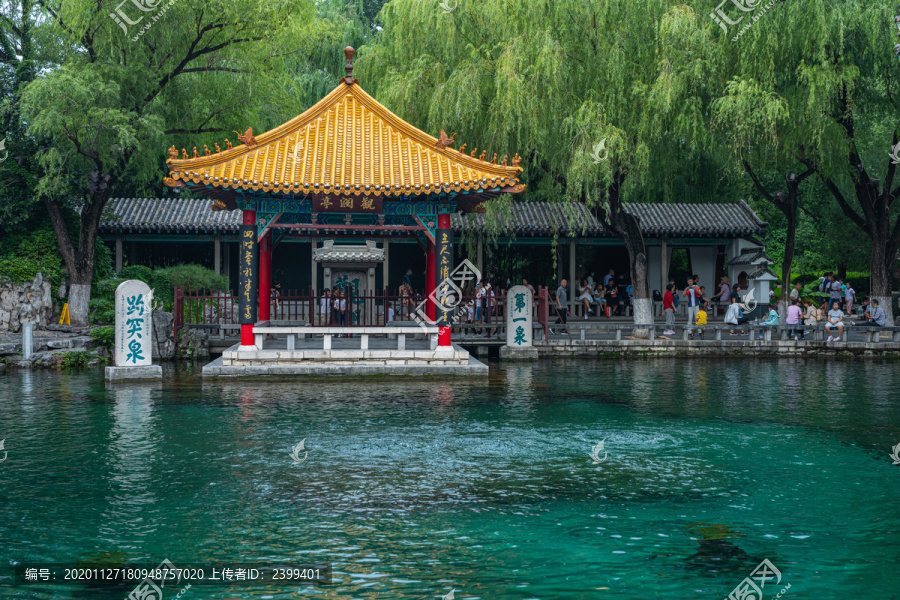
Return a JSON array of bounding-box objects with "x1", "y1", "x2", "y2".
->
[{"x1": 663, "y1": 283, "x2": 676, "y2": 335}]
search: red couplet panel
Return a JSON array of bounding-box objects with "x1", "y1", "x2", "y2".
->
[
  {"x1": 437, "y1": 214, "x2": 452, "y2": 346},
  {"x1": 240, "y1": 210, "x2": 256, "y2": 347},
  {"x1": 258, "y1": 232, "x2": 272, "y2": 321}
]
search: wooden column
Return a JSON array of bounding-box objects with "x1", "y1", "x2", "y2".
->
[
  {"x1": 569, "y1": 238, "x2": 576, "y2": 310},
  {"x1": 311, "y1": 240, "x2": 318, "y2": 293},
  {"x1": 115, "y1": 234, "x2": 123, "y2": 274},
  {"x1": 214, "y1": 234, "x2": 221, "y2": 275},
  {"x1": 660, "y1": 237, "x2": 668, "y2": 292},
  {"x1": 258, "y1": 231, "x2": 272, "y2": 321},
  {"x1": 426, "y1": 238, "x2": 436, "y2": 320},
  {"x1": 476, "y1": 238, "x2": 483, "y2": 276},
  {"x1": 223, "y1": 238, "x2": 230, "y2": 285},
  {"x1": 383, "y1": 238, "x2": 390, "y2": 291}
]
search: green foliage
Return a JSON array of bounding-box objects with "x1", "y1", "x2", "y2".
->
[
  {"x1": 58, "y1": 350, "x2": 95, "y2": 369},
  {"x1": 151, "y1": 264, "x2": 229, "y2": 310},
  {"x1": 359, "y1": 0, "x2": 740, "y2": 221},
  {"x1": 89, "y1": 278, "x2": 120, "y2": 324},
  {"x1": 118, "y1": 265, "x2": 153, "y2": 283},
  {"x1": 90, "y1": 326, "x2": 115, "y2": 352},
  {"x1": 0, "y1": 224, "x2": 65, "y2": 285}
]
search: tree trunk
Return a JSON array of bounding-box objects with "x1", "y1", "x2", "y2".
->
[
  {"x1": 597, "y1": 173, "x2": 653, "y2": 338},
  {"x1": 778, "y1": 209, "x2": 797, "y2": 325},
  {"x1": 741, "y1": 162, "x2": 813, "y2": 327},
  {"x1": 870, "y1": 236, "x2": 895, "y2": 326},
  {"x1": 43, "y1": 183, "x2": 108, "y2": 326}
]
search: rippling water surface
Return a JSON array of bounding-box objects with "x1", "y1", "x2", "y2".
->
[{"x1": 1, "y1": 359, "x2": 899, "y2": 599}]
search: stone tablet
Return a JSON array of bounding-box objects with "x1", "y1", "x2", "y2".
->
[
  {"x1": 505, "y1": 285, "x2": 533, "y2": 347},
  {"x1": 114, "y1": 280, "x2": 153, "y2": 367}
]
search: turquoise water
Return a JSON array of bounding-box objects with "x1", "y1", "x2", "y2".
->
[{"x1": 1, "y1": 359, "x2": 899, "y2": 599}]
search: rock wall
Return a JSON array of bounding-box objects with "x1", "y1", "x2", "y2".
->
[{"x1": 0, "y1": 273, "x2": 53, "y2": 332}]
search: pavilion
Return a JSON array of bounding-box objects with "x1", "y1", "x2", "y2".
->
[{"x1": 163, "y1": 47, "x2": 526, "y2": 355}]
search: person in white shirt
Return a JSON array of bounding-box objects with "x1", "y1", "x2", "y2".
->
[
  {"x1": 319, "y1": 289, "x2": 331, "y2": 325},
  {"x1": 844, "y1": 283, "x2": 855, "y2": 315}
]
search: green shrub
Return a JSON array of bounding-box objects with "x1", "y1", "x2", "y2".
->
[
  {"x1": 118, "y1": 265, "x2": 153, "y2": 283},
  {"x1": 59, "y1": 350, "x2": 95, "y2": 369},
  {"x1": 91, "y1": 326, "x2": 115, "y2": 351},
  {"x1": 151, "y1": 264, "x2": 229, "y2": 310},
  {"x1": 0, "y1": 226, "x2": 64, "y2": 285}
]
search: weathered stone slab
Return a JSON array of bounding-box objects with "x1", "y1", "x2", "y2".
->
[
  {"x1": 105, "y1": 365, "x2": 163, "y2": 381},
  {"x1": 506, "y1": 285, "x2": 534, "y2": 348},
  {"x1": 114, "y1": 280, "x2": 153, "y2": 367}
]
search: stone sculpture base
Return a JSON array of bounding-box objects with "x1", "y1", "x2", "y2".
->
[
  {"x1": 500, "y1": 346, "x2": 538, "y2": 360},
  {"x1": 105, "y1": 365, "x2": 163, "y2": 382}
]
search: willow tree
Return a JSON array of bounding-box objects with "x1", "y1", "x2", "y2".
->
[
  {"x1": 19, "y1": 0, "x2": 317, "y2": 325},
  {"x1": 358, "y1": 0, "x2": 731, "y2": 330},
  {"x1": 711, "y1": 0, "x2": 900, "y2": 323}
]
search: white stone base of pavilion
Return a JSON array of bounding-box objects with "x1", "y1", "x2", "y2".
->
[{"x1": 202, "y1": 325, "x2": 487, "y2": 377}]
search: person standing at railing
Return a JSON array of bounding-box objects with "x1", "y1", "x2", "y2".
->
[
  {"x1": 320, "y1": 289, "x2": 331, "y2": 326},
  {"x1": 550, "y1": 279, "x2": 568, "y2": 335},
  {"x1": 399, "y1": 280, "x2": 413, "y2": 319},
  {"x1": 663, "y1": 284, "x2": 676, "y2": 336},
  {"x1": 786, "y1": 297, "x2": 804, "y2": 340}
]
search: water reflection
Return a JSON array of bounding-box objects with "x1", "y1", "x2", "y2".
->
[{"x1": 99, "y1": 383, "x2": 161, "y2": 545}]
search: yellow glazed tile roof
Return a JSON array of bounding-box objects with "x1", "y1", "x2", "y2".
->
[{"x1": 164, "y1": 79, "x2": 525, "y2": 201}]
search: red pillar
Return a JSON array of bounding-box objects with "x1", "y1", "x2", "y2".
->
[
  {"x1": 425, "y1": 238, "x2": 436, "y2": 321},
  {"x1": 437, "y1": 214, "x2": 452, "y2": 347},
  {"x1": 259, "y1": 231, "x2": 272, "y2": 321},
  {"x1": 240, "y1": 209, "x2": 256, "y2": 347}
]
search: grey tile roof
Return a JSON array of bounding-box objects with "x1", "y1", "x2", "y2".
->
[
  {"x1": 99, "y1": 198, "x2": 767, "y2": 238},
  {"x1": 100, "y1": 197, "x2": 241, "y2": 232},
  {"x1": 728, "y1": 249, "x2": 773, "y2": 267}
]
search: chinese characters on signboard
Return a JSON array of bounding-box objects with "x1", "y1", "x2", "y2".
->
[
  {"x1": 312, "y1": 196, "x2": 383, "y2": 213},
  {"x1": 114, "y1": 280, "x2": 153, "y2": 367},
  {"x1": 412, "y1": 259, "x2": 481, "y2": 332},
  {"x1": 239, "y1": 224, "x2": 258, "y2": 324},
  {"x1": 434, "y1": 227, "x2": 454, "y2": 327},
  {"x1": 505, "y1": 285, "x2": 533, "y2": 347}
]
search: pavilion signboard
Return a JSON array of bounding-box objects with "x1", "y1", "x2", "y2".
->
[
  {"x1": 312, "y1": 196, "x2": 383, "y2": 213},
  {"x1": 239, "y1": 224, "x2": 258, "y2": 325},
  {"x1": 434, "y1": 227, "x2": 454, "y2": 327}
]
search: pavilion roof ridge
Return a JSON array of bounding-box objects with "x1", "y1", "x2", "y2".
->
[{"x1": 163, "y1": 77, "x2": 524, "y2": 205}]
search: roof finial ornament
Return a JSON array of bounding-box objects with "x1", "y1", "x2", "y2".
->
[
  {"x1": 344, "y1": 46, "x2": 356, "y2": 85},
  {"x1": 459, "y1": 143, "x2": 467, "y2": 154}
]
